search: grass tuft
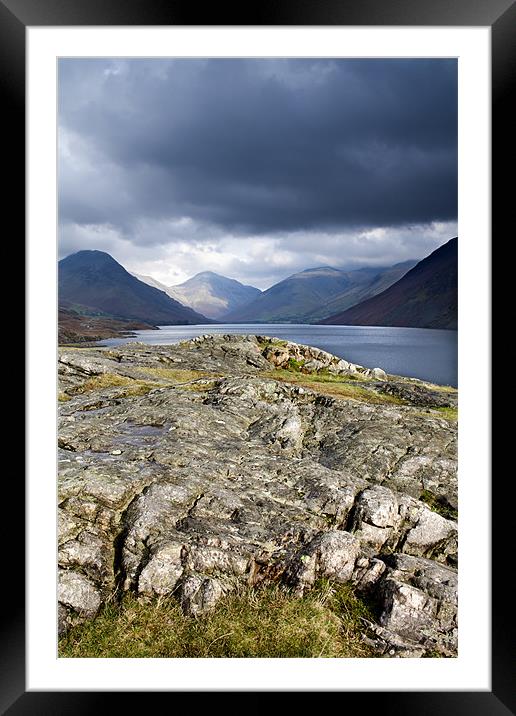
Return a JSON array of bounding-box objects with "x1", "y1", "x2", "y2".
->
[{"x1": 59, "y1": 581, "x2": 376, "y2": 659}]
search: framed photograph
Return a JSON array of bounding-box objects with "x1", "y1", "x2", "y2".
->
[{"x1": 7, "y1": 0, "x2": 508, "y2": 709}]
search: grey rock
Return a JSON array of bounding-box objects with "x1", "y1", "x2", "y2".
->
[
  {"x1": 58, "y1": 603, "x2": 70, "y2": 638},
  {"x1": 349, "y1": 484, "x2": 457, "y2": 563},
  {"x1": 180, "y1": 575, "x2": 226, "y2": 616},
  {"x1": 57, "y1": 336, "x2": 458, "y2": 655},
  {"x1": 374, "y1": 381, "x2": 457, "y2": 408},
  {"x1": 366, "y1": 624, "x2": 427, "y2": 658},
  {"x1": 402, "y1": 509, "x2": 458, "y2": 561},
  {"x1": 376, "y1": 554, "x2": 458, "y2": 656},
  {"x1": 138, "y1": 542, "x2": 184, "y2": 597},
  {"x1": 285, "y1": 530, "x2": 360, "y2": 595},
  {"x1": 58, "y1": 570, "x2": 101, "y2": 626},
  {"x1": 351, "y1": 556, "x2": 387, "y2": 591}
]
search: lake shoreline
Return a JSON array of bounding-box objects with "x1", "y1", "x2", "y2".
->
[{"x1": 96, "y1": 323, "x2": 458, "y2": 388}]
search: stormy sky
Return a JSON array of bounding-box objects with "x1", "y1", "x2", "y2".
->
[{"x1": 58, "y1": 58, "x2": 457, "y2": 289}]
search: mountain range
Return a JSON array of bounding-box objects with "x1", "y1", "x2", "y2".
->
[
  {"x1": 222, "y1": 261, "x2": 416, "y2": 323},
  {"x1": 59, "y1": 238, "x2": 458, "y2": 335},
  {"x1": 320, "y1": 237, "x2": 458, "y2": 329},
  {"x1": 59, "y1": 250, "x2": 212, "y2": 325},
  {"x1": 134, "y1": 271, "x2": 261, "y2": 320}
]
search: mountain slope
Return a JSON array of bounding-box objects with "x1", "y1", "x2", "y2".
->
[
  {"x1": 132, "y1": 273, "x2": 171, "y2": 293},
  {"x1": 303, "y1": 260, "x2": 416, "y2": 322},
  {"x1": 223, "y1": 263, "x2": 415, "y2": 323},
  {"x1": 58, "y1": 307, "x2": 155, "y2": 344},
  {"x1": 166, "y1": 272, "x2": 261, "y2": 319},
  {"x1": 319, "y1": 238, "x2": 458, "y2": 329},
  {"x1": 59, "y1": 250, "x2": 212, "y2": 325}
]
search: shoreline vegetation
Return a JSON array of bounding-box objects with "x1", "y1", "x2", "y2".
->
[{"x1": 58, "y1": 335, "x2": 458, "y2": 658}]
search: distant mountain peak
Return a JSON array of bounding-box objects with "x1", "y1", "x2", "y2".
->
[
  {"x1": 299, "y1": 266, "x2": 340, "y2": 275},
  {"x1": 61, "y1": 249, "x2": 118, "y2": 264},
  {"x1": 135, "y1": 269, "x2": 261, "y2": 320},
  {"x1": 193, "y1": 271, "x2": 220, "y2": 278}
]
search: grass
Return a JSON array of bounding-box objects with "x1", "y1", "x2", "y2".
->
[
  {"x1": 59, "y1": 368, "x2": 221, "y2": 401},
  {"x1": 419, "y1": 490, "x2": 458, "y2": 521},
  {"x1": 434, "y1": 406, "x2": 458, "y2": 422},
  {"x1": 137, "y1": 367, "x2": 220, "y2": 383},
  {"x1": 62, "y1": 373, "x2": 160, "y2": 399},
  {"x1": 59, "y1": 581, "x2": 376, "y2": 658},
  {"x1": 286, "y1": 357, "x2": 306, "y2": 372},
  {"x1": 264, "y1": 368, "x2": 405, "y2": 406},
  {"x1": 423, "y1": 383, "x2": 457, "y2": 394},
  {"x1": 259, "y1": 338, "x2": 288, "y2": 349},
  {"x1": 414, "y1": 406, "x2": 458, "y2": 422}
]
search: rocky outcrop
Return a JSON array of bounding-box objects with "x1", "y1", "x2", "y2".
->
[
  {"x1": 370, "y1": 554, "x2": 458, "y2": 657},
  {"x1": 58, "y1": 335, "x2": 458, "y2": 656}
]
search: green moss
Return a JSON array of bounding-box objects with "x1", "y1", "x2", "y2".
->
[
  {"x1": 287, "y1": 357, "x2": 306, "y2": 372},
  {"x1": 419, "y1": 490, "x2": 458, "y2": 521},
  {"x1": 59, "y1": 582, "x2": 376, "y2": 659},
  {"x1": 422, "y1": 649, "x2": 445, "y2": 658}
]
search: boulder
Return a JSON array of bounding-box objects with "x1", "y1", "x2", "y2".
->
[
  {"x1": 376, "y1": 554, "x2": 458, "y2": 656},
  {"x1": 285, "y1": 531, "x2": 360, "y2": 595}
]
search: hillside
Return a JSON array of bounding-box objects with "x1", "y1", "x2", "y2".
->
[
  {"x1": 59, "y1": 250, "x2": 212, "y2": 325},
  {"x1": 58, "y1": 306, "x2": 155, "y2": 344},
  {"x1": 223, "y1": 264, "x2": 413, "y2": 323},
  {"x1": 304, "y1": 260, "x2": 416, "y2": 322},
  {"x1": 320, "y1": 238, "x2": 458, "y2": 330}
]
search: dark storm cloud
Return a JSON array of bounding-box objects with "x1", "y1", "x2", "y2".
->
[{"x1": 58, "y1": 58, "x2": 457, "y2": 237}]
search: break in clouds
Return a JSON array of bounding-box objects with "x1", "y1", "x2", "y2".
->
[{"x1": 58, "y1": 58, "x2": 457, "y2": 289}]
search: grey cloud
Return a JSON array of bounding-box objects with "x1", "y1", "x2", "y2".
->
[{"x1": 59, "y1": 58, "x2": 457, "y2": 239}]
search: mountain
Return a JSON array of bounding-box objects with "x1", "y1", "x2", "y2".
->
[
  {"x1": 222, "y1": 263, "x2": 415, "y2": 323},
  {"x1": 132, "y1": 273, "x2": 171, "y2": 293},
  {"x1": 135, "y1": 271, "x2": 261, "y2": 320},
  {"x1": 59, "y1": 250, "x2": 213, "y2": 325},
  {"x1": 319, "y1": 238, "x2": 458, "y2": 329},
  {"x1": 303, "y1": 260, "x2": 417, "y2": 322}
]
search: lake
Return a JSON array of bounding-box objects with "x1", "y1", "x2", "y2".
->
[{"x1": 101, "y1": 324, "x2": 458, "y2": 387}]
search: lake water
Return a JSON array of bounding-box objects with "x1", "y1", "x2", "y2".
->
[{"x1": 101, "y1": 324, "x2": 458, "y2": 387}]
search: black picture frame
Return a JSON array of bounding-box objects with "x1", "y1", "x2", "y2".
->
[{"x1": 7, "y1": 0, "x2": 508, "y2": 711}]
